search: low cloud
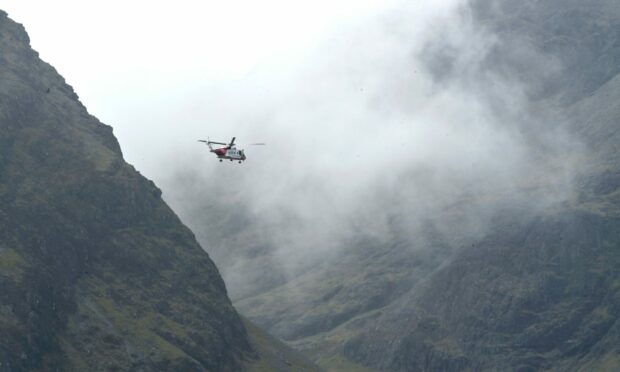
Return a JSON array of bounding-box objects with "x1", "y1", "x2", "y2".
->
[{"x1": 152, "y1": 0, "x2": 583, "y2": 298}]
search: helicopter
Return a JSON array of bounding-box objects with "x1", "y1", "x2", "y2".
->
[{"x1": 198, "y1": 137, "x2": 265, "y2": 163}]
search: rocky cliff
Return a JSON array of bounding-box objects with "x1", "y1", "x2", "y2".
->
[{"x1": 0, "y1": 10, "x2": 312, "y2": 372}]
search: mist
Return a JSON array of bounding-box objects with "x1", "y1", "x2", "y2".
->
[
  {"x1": 146, "y1": 1, "x2": 583, "y2": 298},
  {"x1": 2, "y1": 1, "x2": 583, "y2": 299}
]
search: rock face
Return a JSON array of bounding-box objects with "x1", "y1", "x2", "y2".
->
[
  {"x1": 345, "y1": 211, "x2": 620, "y2": 371},
  {"x1": 0, "y1": 11, "x2": 252, "y2": 371}
]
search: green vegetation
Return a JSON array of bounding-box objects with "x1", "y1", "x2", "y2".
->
[
  {"x1": 579, "y1": 187, "x2": 620, "y2": 217},
  {"x1": 242, "y1": 316, "x2": 322, "y2": 372},
  {"x1": 0, "y1": 248, "x2": 27, "y2": 282},
  {"x1": 318, "y1": 355, "x2": 376, "y2": 372}
]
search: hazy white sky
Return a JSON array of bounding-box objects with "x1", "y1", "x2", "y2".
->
[{"x1": 4, "y1": 0, "x2": 392, "y2": 79}]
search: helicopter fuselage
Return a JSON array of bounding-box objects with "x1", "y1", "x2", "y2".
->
[
  {"x1": 199, "y1": 137, "x2": 261, "y2": 163},
  {"x1": 212, "y1": 147, "x2": 246, "y2": 161}
]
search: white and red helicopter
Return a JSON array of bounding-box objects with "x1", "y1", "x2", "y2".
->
[{"x1": 198, "y1": 137, "x2": 265, "y2": 163}]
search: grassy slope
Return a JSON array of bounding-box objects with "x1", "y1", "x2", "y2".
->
[{"x1": 242, "y1": 316, "x2": 322, "y2": 372}]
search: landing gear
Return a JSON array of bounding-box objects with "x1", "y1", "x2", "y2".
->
[
  {"x1": 219, "y1": 159, "x2": 223, "y2": 162},
  {"x1": 239, "y1": 161, "x2": 242, "y2": 163}
]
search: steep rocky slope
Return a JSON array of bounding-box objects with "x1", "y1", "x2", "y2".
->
[
  {"x1": 0, "y1": 11, "x2": 320, "y2": 372},
  {"x1": 346, "y1": 210, "x2": 620, "y2": 371},
  {"x1": 0, "y1": 10, "x2": 248, "y2": 371}
]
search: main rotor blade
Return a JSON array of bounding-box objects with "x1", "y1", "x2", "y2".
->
[
  {"x1": 228, "y1": 137, "x2": 236, "y2": 147},
  {"x1": 247, "y1": 143, "x2": 266, "y2": 146}
]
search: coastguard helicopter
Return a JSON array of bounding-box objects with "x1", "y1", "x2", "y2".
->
[{"x1": 198, "y1": 137, "x2": 265, "y2": 163}]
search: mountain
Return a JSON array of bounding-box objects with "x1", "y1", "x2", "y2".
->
[
  {"x1": 340, "y1": 2, "x2": 620, "y2": 370},
  {"x1": 342, "y1": 2, "x2": 620, "y2": 370},
  {"x1": 0, "y1": 10, "x2": 321, "y2": 372},
  {"x1": 345, "y1": 211, "x2": 620, "y2": 371},
  {"x1": 166, "y1": 1, "x2": 620, "y2": 371}
]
